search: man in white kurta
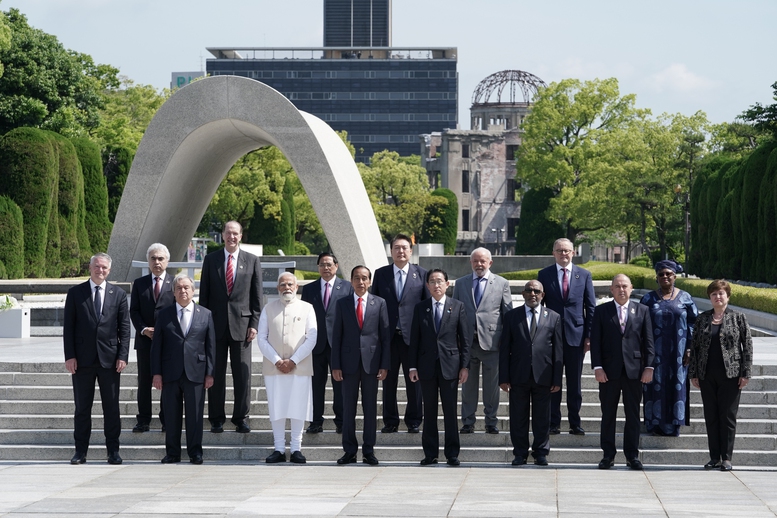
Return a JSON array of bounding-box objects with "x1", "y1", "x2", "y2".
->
[{"x1": 257, "y1": 272, "x2": 317, "y2": 464}]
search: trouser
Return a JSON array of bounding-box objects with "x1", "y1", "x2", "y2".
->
[
  {"x1": 162, "y1": 374, "x2": 205, "y2": 458},
  {"x1": 342, "y1": 360, "x2": 379, "y2": 455},
  {"x1": 509, "y1": 376, "x2": 552, "y2": 459},
  {"x1": 551, "y1": 340, "x2": 584, "y2": 429},
  {"x1": 699, "y1": 369, "x2": 741, "y2": 462},
  {"x1": 208, "y1": 336, "x2": 252, "y2": 426},
  {"x1": 135, "y1": 346, "x2": 164, "y2": 426},
  {"x1": 420, "y1": 360, "x2": 460, "y2": 460},
  {"x1": 382, "y1": 330, "x2": 423, "y2": 428},
  {"x1": 271, "y1": 418, "x2": 305, "y2": 452},
  {"x1": 311, "y1": 347, "x2": 343, "y2": 428},
  {"x1": 460, "y1": 340, "x2": 500, "y2": 427},
  {"x1": 72, "y1": 364, "x2": 121, "y2": 455},
  {"x1": 599, "y1": 371, "x2": 642, "y2": 460}
]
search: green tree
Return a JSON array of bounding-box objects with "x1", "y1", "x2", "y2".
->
[
  {"x1": 102, "y1": 146, "x2": 133, "y2": 222},
  {"x1": 739, "y1": 80, "x2": 777, "y2": 138},
  {"x1": 515, "y1": 78, "x2": 642, "y2": 242},
  {"x1": 758, "y1": 148, "x2": 777, "y2": 283},
  {"x1": 46, "y1": 131, "x2": 83, "y2": 276},
  {"x1": 514, "y1": 187, "x2": 564, "y2": 254},
  {"x1": 0, "y1": 6, "x2": 10, "y2": 79},
  {"x1": 0, "y1": 195, "x2": 23, "y2": 278},
  {"x1": 418, "y1": 188, "x2": 457, "y2": 254},
  {"x1": 0, "y1": 8, "x2": 118, "y2": 136},
  {"x1": 739, "y1": 141, "x2": 776, "y2": 280},
  {"x1": 71, "y1": 137, "x2": 111, "y2": 253}
]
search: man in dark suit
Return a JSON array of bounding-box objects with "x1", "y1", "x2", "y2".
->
[
  {"x1": 371, "y1": 233, "x2": 429, "y2": 434},
  {"x1": 537, "y1": 238, "x2": 596, "y2": 435},
  {"x1": 151, "y1": 274, "x2": 215, "y2": 464},
  {"x1": 129, "y1": 243, "x2": 175, "y2": 433},
  {"x1": 408, "y1": 268, "x2": 471, "y2": 466},
  {"x1": 331, "y1": 265, "x2": 391, "y2": 465},
  {"x1": 63, "y1": 252, "x2": 131, "y2": 465},
  {"x1": 301, "y1": 252, "x2": 352, "y2": 434},
  {"x1": 590, "y1": 274, "x2": 655, "y2": 470},
  {"x1": 199, "y1": 220, "x2": 262, "y2": 433},
  {"x1": 499, "y1": 280, "x2": 562, "y2": 466}
]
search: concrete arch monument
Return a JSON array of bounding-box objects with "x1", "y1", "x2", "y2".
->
[{"x1": 108, "y1": 75, "x2": 386, "y2": 281}]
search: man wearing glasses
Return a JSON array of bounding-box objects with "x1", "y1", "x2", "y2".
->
[
  {"x1": 537, "y1": 238, "x2": 596, "y2": 436},
  {"x1": 371, "y1": 234, "x2": 430, "y2": 434}
]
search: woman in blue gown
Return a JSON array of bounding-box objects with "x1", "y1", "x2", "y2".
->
[{"x1": 640, "y1": 260, "x2": 698, "y2": 436}]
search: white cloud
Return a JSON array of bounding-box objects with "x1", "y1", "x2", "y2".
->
[{"x1": 645, "y1": 64, "x2": 716, "y2": 94}]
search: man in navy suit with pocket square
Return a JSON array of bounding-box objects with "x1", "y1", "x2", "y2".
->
[
  {"x1": 590, "y1": 274, "x2": 655, "y2": 470},
  {"x1": 499, "y1": 280, "x2": 563, "y2": 466},
  {"x1": 409, "y1": 268, "x2": 471, "y2": 466},
  {"x1": 152, "y1": 274, "x2": 215, "y2": 464},
  {"x1": 331, "y1": 265, "x2": 391, "y2": 465},
  {"x1": 63, "y1": 252, "x2": 131, "y2": 465}
]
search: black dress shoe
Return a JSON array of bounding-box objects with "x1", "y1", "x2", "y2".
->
[
  {"x1": 161, "y1": 455, "x2": 181, "y2": 464},
  {"x1": 363, "y1": 453, "x2": 379, "y2": 465},
  {"x1": 459, "y1": 424, "x2": 475, "y2": 434},
  {"x1": 569, "y1": 426, "x2": 585, "y2": 436},
  {"x1": 598, "y1": 457, "x2": 615, "y2": 470},
  {"x1": 720, "y1": 460, "x2": 733, "y2": 471},
  {"x1": 337, "y1": 452, "x2": 357, "y2": 465},
  {"x1": 210, "y1": 424, "x2": 224, "y2": 434},
  {"x1": 306, "y1": 424, "x2": 323, "y2": 434},
  {"x1": 704, "y1": 459, "x2": 722, "y2": 470},
  {"x1": 290, "y1": 451, "x2": 306, "y2": 464},
  {"x1": 511, "y1": 456, "x2": 527, "y2": 466},
  {"x1": 189, "y1": 454, "x2": 203, "y2": 465},
  {"x1": 485, "y1": 425, "x2": 499, "y2": 434},
  {"x1": 381, "y1": 425, "x2": 398, "y2": 433},
  {"x1": 549, "y1": 427, "x2": 561, "y2": 435},
  {"x1": 336, "y1": 425, "x2": 343, "y2": 434},
  {"x1": 266, "y1": 450, "x2": 287, "y2": 463},
  {"x1": 447, "y1": 457, "x2": 460, "y2": 466},
  {"x1": 70, "y1": 452, "x2": 86, "y2": 465},
  {"x1": 235, "y1": 421, "x2": 251, "y2": 433},
  {"x1": 627, "y1": 458, "x2": 644, "y2": 470},
  {"x1": 534, "y1": 455, "x2": 548, "y2": 466},
  {"x1": 420, "y1": 456, "x2": 438, "y2": 466},
  {"x1": 107, "y1": 452, "x2": 123, "y2": 465},
  {"x1": 407, "y1": 425, "x2": 420, "y2": 434},
  {"x1": 132, "y1": 423, "x2": 149, "y2": 433}
]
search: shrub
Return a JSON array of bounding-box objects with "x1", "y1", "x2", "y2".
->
[
  {"x1": 72, "y1": 137, "x2": 110, "y2": 253},
  {"x1": 0, "y1": 195, "x2": 24, "y2": 278},
  {"x1": 102, "y1": 146, "x2": 133, "y2": 223},
  {"x1": 514, "y1": 188, "x2": 564, "y2": 254},
  {"x1": 630, "y1": 254, "x2": 652, "y2": 268},
  {"x1": 739, "y1": 141, "x2": 777, "y2": 280},
  {"x1": 46, "y1": 132, "x2": 82, "y2": 276},
  {"x1": 419, "y1": 188, "x2": 458, "y2": 254}
]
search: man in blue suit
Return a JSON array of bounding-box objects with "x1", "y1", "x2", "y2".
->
[
  {"x1": 371, "y1": 234, "x2": 429, "y2": 434},
  {"x1": 537, "y1": 238, "x2": 596, "y2": 435},
  {"x1": 331, "y1": 266, "x2": 391, "y2": 465},
  {"x1": 63, "y1": 252, "x2": 131, "y2": 465},
  {"x1": 151, "y1": 274, "x2": 215, "y2": 464},
  {"x1": 301, "y1": 252, "x2": 352, "y2": 434}
]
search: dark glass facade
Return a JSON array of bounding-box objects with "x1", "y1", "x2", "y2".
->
[
  {"x1": 206, "y1": 48, "x2": 458, "y2": 161},
  {"x1": 324, "y1": 0, "x2": 391, "y2": 47}
]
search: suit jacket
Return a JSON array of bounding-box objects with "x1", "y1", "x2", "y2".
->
[
  {"x1": 129, "y1": 273, "x2": 175, "y2": 350},
  {"x1": 151, "y1": 303, "x2": 216, "y2": 384},
  {"x1": 301, "y1": 277, "x2": 353, "y2": 354},
  {"x1": 63, "y1": 280, "x2": 131, "y2": 369},
  {"x1": 538, "y1": 264, "x2": 596, "y2": 347},
  {"x1": 452, "y1": 272, "x2": 512, "y2": 351},
  {"x1": 198, "y1": 248, "x2": 263, "y2": 341},
  {"x1": 331, "y1": 294, "x2": 391, "y2": 375},
  {"x1": 590, "y1": 300, "x2": 655, "y2": 380},
  {"x1": 689, "y1": 308, "x2": 753, "y2": 380},
  {"x1": 499, "y1": 305, "x2": 563, "y2": 387},
  {"x1": 371, "y1": 263, "x2": 430, "y2": 345},
  {"x1": 408, "y1": 297, "x2": 472, "y2": 381}
]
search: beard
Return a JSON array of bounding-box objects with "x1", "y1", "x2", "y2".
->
[{"x1": 281, "y1": 292, "x2": 295, "y2": 302}]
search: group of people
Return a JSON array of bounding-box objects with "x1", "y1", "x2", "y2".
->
[{"x1": 62, "y1": 230, "x2": 754, "y2": 471}]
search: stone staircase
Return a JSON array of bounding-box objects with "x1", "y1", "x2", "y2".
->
[{"x1": 0, "y1": 361, "x2": 775, "y2": 466}]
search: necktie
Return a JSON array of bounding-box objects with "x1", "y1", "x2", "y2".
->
[
  {"x1": 435, "y1": 301, "x2": 442, "y2": 333},
  {"x1": 93, "y1": 286, "x2": 102, "y2": 320},
  {"x1": 396, "y1": 270, "x2": 404, "y2": 301},
  {"x1": 154, "y1": 276, "x2": 161, "y2": 302},
  {"x1": 562, "y1": 268, "x2": 569, "y2": 301},
  {"x1": 474, "y1": 276, "x2": 484, "y2": 307},
  {"x1": 323, "y1": 281, "x2": 331, "y2": 310},
  {"x1": 180, "y1": 307, "x2": 191, "y2": 336},
  {"x1": 226, "y1": 254, "x2": 234, "y2": 295},
  {"x1": 620, "y1": 305, "x2": 626, "y2": 334},
  {"x1": 356, "y1": 297, "x2": 364, "y2": 329},
  {"x1": 530, "y1": 308, "x2": 537, "y2": 340}
]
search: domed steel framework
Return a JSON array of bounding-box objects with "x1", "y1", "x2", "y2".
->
[{"x1": 471, "y1": 70, "x2": 547, "y2": 106}]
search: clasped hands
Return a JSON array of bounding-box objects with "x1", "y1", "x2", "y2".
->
[{"x1": 275, "y1": 358, "x2": 296, "y2": 374}]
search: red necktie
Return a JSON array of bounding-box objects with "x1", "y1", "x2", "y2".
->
[
  {"x1": 226, "y1": 254, "x2": 234, "y2": 295},
  {"x1": 154, "y1": 276, "x2": 161, "y2": 302},
  {"x1": 356, "y1": 297, "x2": 364, "y2": 329},
  {"x1": 562, "y1": 268, "x2": 569, "y2": 301}
]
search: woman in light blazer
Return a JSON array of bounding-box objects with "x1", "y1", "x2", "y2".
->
[{"x1": 689, "y1": 279, "x2": 753, "y2": 472}]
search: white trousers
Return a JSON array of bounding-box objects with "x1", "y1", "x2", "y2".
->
[{"x1": 270, "y1": 418, "x2": 305, "y2": 452}]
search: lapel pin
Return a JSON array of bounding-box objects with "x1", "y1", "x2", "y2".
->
[
  {"x1": 108, "y1": 289, "x2": 114, "y2": 294},
  {"x1": 575, "y1": 274, "x2": 580, "y2": 279},
  {"x1": 447, "y1": 308, "x2": 452, "y2": 314},
  {"x1": 336, "y1": 285, "x2": 341, "y2": 290},
  {"x1": 543, "y1": 310, "x2": 548, "y2": 318},
  {"x1": 426, "y1": 308, "x2": 430, "y2": 312},
  {"x1": 630, "y1": 307, "x2": 636, "y2": 314},
  {"x1": 412, "y1": 272, "x2": 417, "y2": 279},
  {"x1": 239, "y1": 265, "x2": 244, "y2": 269}
]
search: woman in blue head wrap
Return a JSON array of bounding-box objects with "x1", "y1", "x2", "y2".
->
[{"x1": 639, "y1": 260, "x2": 698, "y2": 436}]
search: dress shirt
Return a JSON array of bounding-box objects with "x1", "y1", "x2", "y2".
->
[
  {"x1": 89, "y1": 279, "x2": 107, "y2": 316},
  {"x1": 556, "y1": 265, "x2": 570, "y2": 298},
  {"x1": 321, "y1": 278, "x2": 334, "y2": 301},
  {"x1": 223, "y1": 248, "x2": 240, "y2": 285},
  {"x1": 526, "y1": 305, "x2": 539, "y2": 329},
  {"x1": 176, "y1": 301, "x2": 194, "y2": 335}
]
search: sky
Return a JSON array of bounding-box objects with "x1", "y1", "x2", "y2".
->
[{"x1": 3, "y1": 0, "x2": 776, "y2": 129}]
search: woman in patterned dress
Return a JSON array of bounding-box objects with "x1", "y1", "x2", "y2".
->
[{"x1": 640, "y1": 260, "x2": 698, "y2": 437}]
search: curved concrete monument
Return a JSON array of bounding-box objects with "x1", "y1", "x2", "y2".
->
[{"x1": 108, "y1": 75, "x2": 386, "y2": 281}]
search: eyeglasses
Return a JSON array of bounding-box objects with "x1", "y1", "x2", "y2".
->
[
  {"x1": 392, "y1": 246, "x2": 410, "y2": 251},
  {"x1": 554, "y1": 249, "x2": 573, "y2": 255},
  {"x1": 428, "y1": 280, "x2": 447, "y2": 286},
  {"x1": 523, "y1": 288, "x2": 542, "y2": 294},
  {"x1": 657, "y1": 272, "x2": 675, "y2": 278}
]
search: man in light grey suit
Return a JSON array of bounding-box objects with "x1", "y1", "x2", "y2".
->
[{"x1": 453, "y1": 247, "x2": 512, "y2": 434}]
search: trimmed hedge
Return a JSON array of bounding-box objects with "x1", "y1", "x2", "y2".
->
[
  {"x1": 420, "y1": 188, "x2": 458, "y2": 254},
  {"x1": 0, "y1": 127, "x2": 58, "y2": 277},
  {"x1": 103, "y1": 146, "x2": 133, "y2": 223},
  {"x1": 46, "y1": 132, "x2": 82, "y2": 276},
  {"x1": 0, "y1": 195, "x2": 24, "y2": 278},
  {"x1": 514, "y1": 187, "x2": 564, "y2": 254},
  {"x1": 72, "y1": 137, "x2": 111, "y2": 253}
]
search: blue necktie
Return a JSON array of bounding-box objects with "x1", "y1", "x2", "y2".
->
[
  {"x1": 434, "y1": 302, "x2": 442, "y2": 333},
  {"x1": 474, "y1": 277, "x2": 483, "y2": 307},
  {"x1": 93, "y1": 286, "x2": 102, "y2": 320}
]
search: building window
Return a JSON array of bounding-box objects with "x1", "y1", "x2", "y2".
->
[
  {"x1": 461, "y1": 170, "x2": 470, "y2": 193},
  {"x1": 507, "y1": 218, "x2": 519, "y2": 240},
  {"x1": 506, "y1": 144, "x2": 520, "y2": 161},
  {"x1": 462, "y1": 144, "x2": 469, "y2": 158},
  {"x1": 462, "y1": 209, "x2": 470, "y2": 232},
  {"x1": 506, "y1": 179, "x2": 516, "y2": 202}
]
